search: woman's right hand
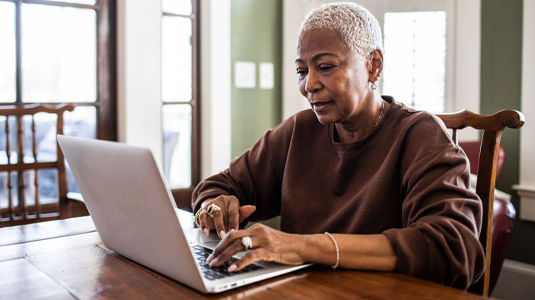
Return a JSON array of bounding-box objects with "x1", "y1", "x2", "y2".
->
[{"x1": 194, "y1": 195, "x2": 256, "y2": 238}]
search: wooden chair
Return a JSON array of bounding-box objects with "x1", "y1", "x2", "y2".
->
[
  {"x1": 0, "y1": 104, "x2": 87, "y2": 227},
  {"x1": 436, "y1": 109, "x2": 525, "y2": 296}
]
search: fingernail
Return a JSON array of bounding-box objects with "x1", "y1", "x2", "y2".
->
[
  {"x1": 206, "y1": 255, "x2": 213, "y2": 265},
  {"x1": 227, "y1": 264, "x2": 237, "y2": 272},
  {"x1": 252, "y1": 205, "x2": 257, "y2": 212},
  {"x1": 209, "y1": 258, "x2": 219, "y2": 267},
  {"x1": 219, "y1": 230, "x2": 226, "y2": 238},
  {"x1": 204, "y1": 228, "x2": 209, "y2": 236},
  {"x1": 230, "y1": 229, "x2": 235, "y2": 232}
]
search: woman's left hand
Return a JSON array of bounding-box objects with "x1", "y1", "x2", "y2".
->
[{"x1": 206, "y1": 223, "x2": 307, "y2": 272}]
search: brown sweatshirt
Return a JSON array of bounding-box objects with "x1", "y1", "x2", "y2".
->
[{"x1": 192, "y1": 97, "x2": 485, "y2": 289}]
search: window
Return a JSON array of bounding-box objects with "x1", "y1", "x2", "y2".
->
[
  {"x1": 383, "y1": 11, "x2": 446, "y2": 113},
  {"x1": 375, "y1": 0, "x2": 455, "y2": 114},
  {"x1": 0, "y1": 0, "x2": 116, "y2": 207},
  {"x1": 161, "y1": 0, "x2": 200, "y2": 196}
]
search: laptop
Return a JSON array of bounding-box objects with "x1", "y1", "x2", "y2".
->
[{"x1": 57, "y1": 135, "x2": 310, "y2": 293}]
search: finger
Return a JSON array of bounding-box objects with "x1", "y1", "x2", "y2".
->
[
  {"x1": 228, "y1": 248, "x2": 267, "y2": 272},
  {"x1": 209, "y1": 238, "x2": 245, "y2": 267},
  {"x1": 238, "y1": 205, "x2": 256, "y2": 223},
  {"x1": 227, "y1": 198, "x2": 240, "y2": 231},
  {"x1": 208, "y1": 230, "x2": 250, "y2": 264},
  {"x1": 210, "y1": 206, "x2": 227, "y2": 238},
  {"x1": 199, "y1": 210, "x2": 214, "y2": 236}
]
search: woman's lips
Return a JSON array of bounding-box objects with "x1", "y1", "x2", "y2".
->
[{"x1": 312, "y1": 101, "x2": 334, "y2": 112}]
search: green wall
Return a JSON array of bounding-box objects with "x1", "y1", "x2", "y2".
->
[
  {"x1": 230, "y1": 0, "x2": 282, "y2": 158},
  {"x1": 481, "y1": 0, "x2": 535, "y2": 265}
]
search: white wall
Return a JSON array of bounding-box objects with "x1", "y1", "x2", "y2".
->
[
  {"x1": 117, "y1": 0, "x2": 163, "y2": 163},
  {"x1": 282, "y1": 1, "x2": 310, "y2": 120},
  {"x1": 453, "y1": 0, "x2": 480, "y2": 141},
  {"x1": 200, "y1": 0, "x2": 232, "y2": 179},
  {"x1": 514, "y1": 0, "x2": 535, "y2": 221}
]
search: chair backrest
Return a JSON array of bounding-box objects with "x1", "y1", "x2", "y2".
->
[
  {"x1": 436, "y1": 109, "x2": 525, "y2": 296},
  {"x1": 0, "y1": 104, "x2": 75, "y2": 227},
  {"x1": 459, "y1": 141, "x2": 514, "y2": 295}
]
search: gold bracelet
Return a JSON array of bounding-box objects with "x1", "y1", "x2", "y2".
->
[{"x1": 324, "y1": 232, "x2": 339, "y2": 269}]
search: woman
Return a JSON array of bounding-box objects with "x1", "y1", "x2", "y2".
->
[{"x1": 192, "y1": 2, "x2": 485, "y2": 290}]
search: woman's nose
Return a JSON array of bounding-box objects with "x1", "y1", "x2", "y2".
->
[{"x1": 305, "y1": 71, "x2": 322, "y2": 93}]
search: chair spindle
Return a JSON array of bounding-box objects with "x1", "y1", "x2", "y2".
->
[
  {"x1": 5, "y1": 117, "x2": 13, "y2": 220},
  {"x1": 452, "y1": 129, "x2": 458, "y2": 145},
  {"x1": 31, "y1": 115, "x2": 41, "y2": 216},
  {"x1": 17, "y1": 116, "x2": 28, "y2": 218}
]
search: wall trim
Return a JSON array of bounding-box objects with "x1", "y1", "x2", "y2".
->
[
  {"x1": 513, "y1": 185, "x2": 535, "y2": 222},
  {"x1": 492, "y1": 259, "x2": 535, "y2": 300},
  {"x1": 503, "y1": 259, "x2": 535, "y2": 277}
]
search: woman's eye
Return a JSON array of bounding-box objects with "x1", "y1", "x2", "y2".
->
[
  {"x1": 319, "y1": 65, "x2": 334, "y2": 71},
  {"x1": 296, "y1": 69, "x2": 308, "y2": 75}
]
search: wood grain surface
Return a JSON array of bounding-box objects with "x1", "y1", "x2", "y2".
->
[{"x1": 0, "y1": 215, "x2": 495, "y2": 300}]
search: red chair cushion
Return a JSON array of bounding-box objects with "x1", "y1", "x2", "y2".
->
[
  {"x1": 459, "y1": 141, "x2": 505, "y2": 177},
  {"x1": 490, "y1": 197, "x2": 516, "y2": 294}
]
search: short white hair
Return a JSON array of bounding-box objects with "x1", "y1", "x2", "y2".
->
[{"x1": 299, "y1": 2, "x2": 383, "y2": 61}]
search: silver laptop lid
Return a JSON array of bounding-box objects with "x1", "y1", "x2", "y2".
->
[{"x1": 57, "y1": 135, "x2": 206, "y2": 292}]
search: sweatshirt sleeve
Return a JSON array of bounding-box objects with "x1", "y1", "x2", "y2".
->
[
  {"x1": 191, "y1": 114, "x2": 296, "y2": 220},
  {"x1": 382, "y1": 114, "x2": 486, "y2": 290}
]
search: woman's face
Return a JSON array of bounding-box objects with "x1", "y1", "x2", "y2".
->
[{"x1": 296, "y1": 28, "x2": 373, "y2": 126}]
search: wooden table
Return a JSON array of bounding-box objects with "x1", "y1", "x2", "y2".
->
[{"x1": 0, "y1": 211, "x2": 494, "y2": 300}]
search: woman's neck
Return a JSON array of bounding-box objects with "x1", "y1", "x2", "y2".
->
[{"x1": 334, "y1": 95, "x2": 388, "y2": 143}]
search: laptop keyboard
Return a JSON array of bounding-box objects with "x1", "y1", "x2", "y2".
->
[{"x1": 191, "y1": 245, "x2": 264, "y2": 281}]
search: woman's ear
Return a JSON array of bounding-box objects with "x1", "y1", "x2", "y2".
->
[{"x1": 367, "y1": 49, "x2": 384, "y2": 82}]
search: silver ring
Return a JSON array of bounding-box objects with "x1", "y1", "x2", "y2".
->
[{"x1": 241, "y1": 236, "x2": 253, "y2": 251}]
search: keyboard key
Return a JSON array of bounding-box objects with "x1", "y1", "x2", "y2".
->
[{"x1": 191, "y1": 245, "x2": 264, "y2": 280}]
